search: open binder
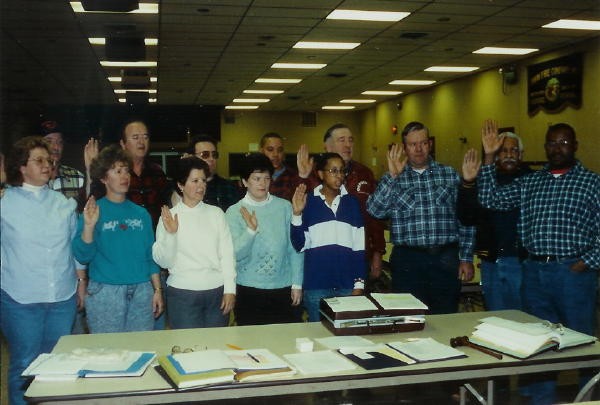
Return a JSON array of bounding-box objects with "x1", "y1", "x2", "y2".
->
[{"x1": 319, "y1": 293, "x2": 428, "y2": 335}]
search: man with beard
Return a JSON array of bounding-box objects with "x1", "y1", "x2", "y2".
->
[
  {"x1": 457, "y1": 120, "x2": 531, "y2": 311},
  {"x1": 478, "y1": 122, "x2": 600, "y2": 405}
]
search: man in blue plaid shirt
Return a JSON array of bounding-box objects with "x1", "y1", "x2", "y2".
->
[
  {"x1": 367, "y1": 122, "x2": 475, "y2": 314},
  {"x1": 478, "y1": 122, "x2": 600, "y2": 405}
]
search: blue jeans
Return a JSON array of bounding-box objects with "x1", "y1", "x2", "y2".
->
[
  {"x1": 303, "y1": 288, "x2": 353, "y2": 322},
  {"x1": 390, "y1": 245, "x2": 461, "y2": 314},
  {"x1": 522, "y1": 258, "x2": 597, "y2": 405},
  {"x1": 0, "y1": 289, "x2": 76, "y2": 405},
  {"x1": 85, "y1": 280, "x2": 155, "y2": 333},
  {"x1": 481, "y1": 256, "x2": 522, "y2": 311},
  {"x1": 166, "y1": 285, "x2": 227, "y2": 329}
]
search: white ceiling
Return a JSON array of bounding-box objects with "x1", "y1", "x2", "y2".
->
[{"x1": 1, "y1": 0, "x2": 598, "y2": 111}]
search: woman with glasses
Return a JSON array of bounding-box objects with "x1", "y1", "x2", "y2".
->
[
  {"x1": 1, "y1": 136, "x2": 80, "y2": 405},
  {"x1": 225, "y1": 153, "x2": 303, "y2": 325},
  {"x1": 72, "y1": 145, "x2": 163, "y2": 333},
  {"x1": 291, "y1": 153, "x2": 366, "y2": 322},
  {"x1": 152, "y1": 157, "x2": 236, "y2": 329}
]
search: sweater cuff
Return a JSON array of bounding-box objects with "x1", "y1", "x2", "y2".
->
[
  {"x1": 291, "y1": 284, "x2": 302, "y2": 290},
  {"x1": 291, "y1": 214, "x2": 302, "y2": 226}
]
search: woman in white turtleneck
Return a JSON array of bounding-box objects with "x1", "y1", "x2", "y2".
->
[{"x1": 1, "y1": 136, "x2": 80, "y2": 405}]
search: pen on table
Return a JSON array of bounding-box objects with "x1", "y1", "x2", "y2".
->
[
  {"x1": 226, "y1": 344, "x2": 243, "y2": 350},
  {"x1": 247, "y1": 352, "x2": 260, "y2": 363}
]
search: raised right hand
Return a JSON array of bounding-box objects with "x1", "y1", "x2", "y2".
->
[
  {"x1": 161, "y1": 205, "x2": 178, "y2": 234},
  {"x1": 387, "y1": 143, "x2": 407, "y2": 178},
  {"x1": 462, "y1": 148, "x2": 481, "y2": 182},
  {"x1": 481, "y1": 119, "x2": 503, "y2": 157},
  {"x1": 292, "y1": 183, "x2": 307, "y2": 215},
  {"x1": 83, "y1": 196, "x2": 100, "y2": 227}
]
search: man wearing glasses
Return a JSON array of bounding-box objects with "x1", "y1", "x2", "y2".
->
[
  {"x1": 367, "y1": 121, "x2": 475, "y2": 315},
  {"x1": 478, "y1": 122, "x2": 600, "y2": 405},
  {"x1": 188, "y1": 135, "x2": 240, "y2": 212}
]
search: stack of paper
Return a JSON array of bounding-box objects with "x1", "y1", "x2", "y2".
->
[{"x1": 23, "y1": 349, "x2": 156, "y2": 381}]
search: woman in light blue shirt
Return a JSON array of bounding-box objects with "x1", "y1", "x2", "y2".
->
[{"x1": 1, "y1": 136, "x2": 79, "y2": 405}]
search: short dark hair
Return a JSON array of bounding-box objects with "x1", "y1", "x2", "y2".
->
[
  {"x1": 120, "y1": 117, "x2": 148, "y2": 142},
  {"x1": 6, "y1": 136, "x2": 50, "y2": 186},
  {"x1": 401, "y1": 121, "x2": 429, "y2": 139},
  {"x1": 240, "y1": 153, "x2": 273, "y2": 180},
  {"x1": 187, "y1": 135, "x2": 218, "y2": 154},
  {"x1": 173, "y1": 156, "x2": 210, "y2": 195},
  {"x1": 89, "y1": 144, "x2": 132, "y2": 182},
  {"x1": 260, "y1": 132, "x2": 283, "y2": 148},
  {"x1": 323, "y1": 123, "x2": 350, "y2": 142},
  {"x1": 40, "y1": 120, "x2": 63, "y2": 136},
  {"x1": 315, "y1": 152, "x2": 344, "y2": 172},
  {"x1": 546, "y1": 123, "x2": 576, "y2": 141}
]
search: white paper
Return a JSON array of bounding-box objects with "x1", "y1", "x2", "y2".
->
[
  {"x1": 316, "y1": 335, "x2": 374, "y2": 350},
  {"x1": 172, "y1": 350, "x2": 235, "y2": 373},
  {"x1": 224, "y1": 348, "x2": 291, "y2": 370},
  {"x1": 283, "y1": 350, "x2": 357, "y2": 375},
  {"x1": 387, "y1": 338, "x2": 465, "y2": 362},
  {"x1": 370, "y1": 293, "x2": 428, "y2": 310},
  {"x1": 323, "y1": 296, "x2": 378, "y2": 312}
]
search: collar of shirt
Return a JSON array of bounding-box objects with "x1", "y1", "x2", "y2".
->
[
  {"x1": 22, "y1": 182, "x2": 46, "y2": 197},
  {"x1": 242, "y1": 192, "x2": 272, "y2": 207},
  {"x1": 272, "y1": 166, "x2": 286, "y2": 181},
  {"x1": 313, "y1": 184, "x2": 347, "y2": 215}
]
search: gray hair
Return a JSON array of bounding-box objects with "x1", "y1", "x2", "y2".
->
[{"x1": 500, "y1": 132, "x2": 524, "y2": 152}]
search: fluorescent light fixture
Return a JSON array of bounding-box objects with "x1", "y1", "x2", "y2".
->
[
  {"x1": 473, "y1": 47, "x2": 538, "y2": 55},
  {"x1": 89, "y1": 38, "x2": 158, "y2": 45},
  {"x1": 243, "y1": 90, "x2": 284, "y2": 94},
  {"x1": 543, "y1": 19, "x2": 600, "y2": 30},
  {"x1": 340, "y1": 99, "x2": 376, "y2": 103},
  {"x1": 114, "y1": 89, "x2": 157, "y2": 94},
  {"x1": 272, "y1": 63, "x2": 326, "y2": 69},
  {"x1": 425, "y1": 66, "x2": 479, "y2": 72},
  {"x1": 233, "y1": 98, "x2": 270, "y2": 103},
  {"x1": 150, "y1": 77, "x2": 157, "y2": 82},
  {"x1": 389, "y1": 80, "x2": 436, "y2": 85},
  {"x1": 100, "y1": 61, "x2": 157, "y2": 67},
  {"x1": 225, "y1": 105, "x2": 259, "y2": 110},
  {"x1": 326, "y1": 9, "x2": 410, "y2": 22},
  {"x1": 108, "y1": 77, "x2": 121, "y2": 82},
  {"x1": 293, "y1": 41, "x2": 360, "y2": 50},
  {"x1": 255, "y1": 78, "x2": 302, "y2": 84},
  {"x1": 322, "y1": 106, "x2": 355, "y2": 110},
  {"x1": 149, "y1": 98, "x2": 157, "y2": 103},
  {"x1": 70, "y1": 2, "x2": 158, "y2": 13},
  {"x1": 362, "y1": 90, "x2": 402, "y2": 96},
  {"x1": 118, "y1": 98, "x2": 126, "y2": 103}
]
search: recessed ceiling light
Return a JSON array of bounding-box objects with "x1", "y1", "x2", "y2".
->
[
  {"x1": 255, "y1": 78, "x2": 302, "y2": 84},
  {"x1": 425, "y1": 66, "x2": 479, "y2": 72},
  {"x1": 243, "y1": 90, "x2": 284, "y2": 94},
  {"x1": 150, "y1": 77, "x2": 157, "y2": 82},
  {"x1": 322, "y1": 106, "x2": 355, "y2": 110},
  {"x1": 340, "y1": 99, "x2": 376, "y2": 103},
  {"x1": 473, "y1": 47, "x2": 538, "y2": 55},
  {"x1": 271, "y1": 63, "x2": 326, "y2": 69},
  {"x1": 293, "y1": 41, "x2": 360, "y2": 50},
  {"x1": 114, "y1": 89, "x2": 157, "y2": 93},
  {"x1": 389, "y1": 80, "x2": 436, "y2": 85},
  {"x1": 118, "y1": 98, "x2": 126, "y2": 103},
  {"x1": 326, "y1": 9, "x2": 410, "y2": 22},
  {"x1": 233, "y1": 98, "x2": 270, "y2": 103},
  {"x1": 149, "y1": 98, "x2": 157, "y2": 103},
  {"x1": 89, "y1": 38, "x2": 158, "y2": 45},
  {"x1": 108, "y1": 77, "x2": 121, "y2": 82},
  {"x1": 542, "y1": 19, "x2": 600, "y2": 30},
  {"x1": 100, "y1": 61, "x2": 157, "y2": 67},
  {"x1": 225, "y1": 105, "x2": 259, "y2": 110},
  {"x1": 70, "y1": 2, "x2": 158, "y2": 13},
  {"x1": 362, "y1": 90, "x2": 402, "y2": 96}
]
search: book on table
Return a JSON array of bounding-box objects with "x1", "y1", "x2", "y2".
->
[
  {"x1": 22, "y1": 349, "x2": 156, "y2": 381},
  {"x1": 156, "y1": 348, "x2": 295, "y2": 389},
  {"x1": 469, "y1": 316, "x2": 597, "y2": 359}
]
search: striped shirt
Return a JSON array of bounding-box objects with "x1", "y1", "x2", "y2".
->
[
  {"x1": 478, "y1": 161, "x2": 600, "y2": 269},
  {"x1": 367, "y1": 160, "x2": 475, "y2": 262}
]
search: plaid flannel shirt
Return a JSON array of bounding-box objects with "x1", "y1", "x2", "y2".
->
[{"x1": 49, "y1": 164, "x2": 86, "y2": 207}]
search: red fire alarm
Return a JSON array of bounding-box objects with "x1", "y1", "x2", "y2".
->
[{"x1": 391, "y1": 124, "x2": 398, "y2": 135}]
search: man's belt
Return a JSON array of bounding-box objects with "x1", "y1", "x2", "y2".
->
[
  {"x1": 528, "y1": 254, "x2": 579, "y2": 263},
  {"x1": 396, "y1": 242, "x2": 458, "y2": 255}
]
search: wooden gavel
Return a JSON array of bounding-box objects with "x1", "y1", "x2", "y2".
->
[{"x1": 450, "y1": 336, "x2": 503, "y2": 360}]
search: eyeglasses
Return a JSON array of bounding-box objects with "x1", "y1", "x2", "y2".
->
[
  {"x1": 325, "y1": 167, "x2": 348, "y2": 176},
  {"x1": 545, "y1": 140, "x2": 573, "y2": 148},
  {"x1": 196, "y1": 151, "x2": 219, "y2": 159},
  {"x1": 28, "y1": 157, "x2": 54, "y2": 167}
]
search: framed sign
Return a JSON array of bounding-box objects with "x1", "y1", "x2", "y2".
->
[{"x1": 527, "y1": 53, "x2": 582, "y2": 115}]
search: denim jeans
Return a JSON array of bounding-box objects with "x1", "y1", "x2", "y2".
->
[
  {"x1": 303, "y1": 288, "x2": 353, "y2": 322},
  {"x1": 481, "y1": 256, "x2": 523, "y2": 311},
  {"x1": 0, "y1": 289, "x2": 76, "y2": 405},
  {"x1": 521, "y1": 258, "x2": 597, "y2": 405},
  {"x1": 166, "y1": 285, "x2": 227, "y2": 329},
  {"x1": 85, "y1": 280, "x2": 155, "y2": 333},
  {"x1": 390, "y1": 245, "x2": 461, "y2": 314}
]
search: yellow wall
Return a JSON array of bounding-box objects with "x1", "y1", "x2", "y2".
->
[{"x1": 216, "y1": 37, "x2": 599, "y2": 178}]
